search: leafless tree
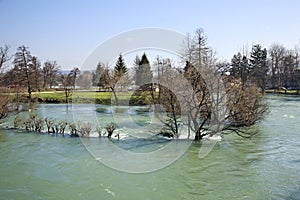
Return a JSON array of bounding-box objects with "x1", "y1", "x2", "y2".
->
[
  {"x1": 268, "y1": 43, "x2": 286, "y2": 88},
  {"x1": 0, "y1": 45, "x2": 11, "y2": 71},
  {"x1": 153, "y1": 28, "x2": 269, "y2": 140},
  {"x1": 42, "y1": 61, "x2": 60, "y2": 89},
  {"x1": 77, "y1": 71, "x2": 93, "y2": 89},
  {"x1": 30, "y1": 56, "x2": 42, "y2": 92},
  {"x1": 13, "y1": 45, "x2": 33, "y2": 100},
  {"x1": 60, "y1": 73, "x2": 73, "y2": 104},
  {"x1": 0, "y1": 89, "x2": 10, "y2": 123},
  {"x1": 0, "y1": 45, "x2": 11, "y2": 118}
]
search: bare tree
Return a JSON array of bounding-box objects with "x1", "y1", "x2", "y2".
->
[
  {"x1": 0, "y1": 89, "x2": 10, "y2": 123},
  {"x1": 42, "y1": 61, "x2": 60, "y2": 89},
  {"x1": 224, "y1": 83, "x2": 268, "y2": 137},
  {"x1": 13, "y1": 45, "x2": 33, "y2": 100},
  {"x1": 69, "y1": 67, "x2": 80, "y2": 88},
  {"x1": 77, "y1": 71, "x2": 93, "y2": 89},
  {"x1": 0, "y1": 45, "x2": 11, "y2": 71},
  {"x1": 30, "y1": 56, "x2": 42, "y2": 92},
  {"x1": 103, "y1": 67, "x2": 119, "y2": 105},
  {"x1": 182, "y1": 28, "x2": 213, "y2": 69},
  {"x1": 153, "y1": 28, "x2": 269, "y2": 140},
  {"x1": 268, "y1": 43, "x2": 286, "y2": 88},
  {"x1": 60, "y1": 73, "x2": 73, "y2": 104}
]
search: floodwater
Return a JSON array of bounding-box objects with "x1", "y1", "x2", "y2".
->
[{"x1": 0, "y1": 95, "x2": 299, "y2": 199}]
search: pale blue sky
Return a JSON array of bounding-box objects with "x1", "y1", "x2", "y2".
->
[{"x1": 1, "y1": 0, "x2": 300, "y2": 69}]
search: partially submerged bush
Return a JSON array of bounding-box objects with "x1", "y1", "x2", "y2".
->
[
  {"x1": 105, "y1": 122, "x2": 116, "y2": 138},
  {"x1": 69, "y1": 122, "x2": 79, "y2": 137},
  {"x1": 96, "y1": 126, "x2": 103, "y2": 138},
  {"x1": 135, "y1": 107, "x2": 150, "y2": 113},
  {"x1": 96, "y1": 107, "x2": 106, "y2": 113},
  {"x1": 77, "y1": 121, "x2": 92, "y2": 137},
  {"x1": 226, "y1": 84, "x2": 269, "y2": 127},
  {"x1": 45, "y1": 118, "x2": 54, "y2": 133},
  {"x1": 13, "y1": 115, "x2": 23, "y2": 129}
]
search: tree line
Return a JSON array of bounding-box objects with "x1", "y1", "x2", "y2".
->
[
  {"x1": 218, "y1": 43, "x2": 300, "y2": 92},
  {"x1": 3, "y1": 27, "x2": 298, "y2": 140},
  {"x1": 0, "y1": 45, "x2": 83, "y2": 104}
]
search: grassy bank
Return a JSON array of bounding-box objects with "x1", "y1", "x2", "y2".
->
[
  {"x1": 265, "y1": 89, "x2": 300, "y2": 95},
  {"x1": 29, "y1": 90, "x2": 152, "y2": 105}
]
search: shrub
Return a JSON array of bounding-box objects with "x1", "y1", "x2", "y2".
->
[
  {"x1": 96, "y1": 107, "x2": 106, "y2": 113},
  {"x1": 105, "y1": 122, "x2": 116, "y2": 138}
]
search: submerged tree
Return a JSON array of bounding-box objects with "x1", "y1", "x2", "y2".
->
[{"x1": 152, "y1": 28, "x2": 269, "y2": 140}]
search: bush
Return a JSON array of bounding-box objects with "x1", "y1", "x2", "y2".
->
[
  {"x1": 96, "y1": 107, "x2": 107, "y2": 113},
  {"x1": 135, "y1": 107, "x2": 150, "y2": 113},
  {"x1": 77, "y1": 121, "x2": 92, "y2": 137},
  {"x1": 105, "y1": 122, "x2": 116, "y2": 138},
  {"x1": 13, "y1": 115, "x2": 23, "y2": 129}
]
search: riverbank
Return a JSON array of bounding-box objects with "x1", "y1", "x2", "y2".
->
[
  {"x1": 10, "y1": 90, "x2": 152, "y2": 105},
  {"x1": 1, "y1": 95, "x2": 300, "y2": 199},
  {"x1": 265, "y1": 89, "x2": 300, "y2": 95}
]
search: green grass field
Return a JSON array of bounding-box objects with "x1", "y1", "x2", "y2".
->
[
  {"x1": 30, "y1": 90, "x2": 151, "y2": 105},
  {"x1": 265, "y1": 89, "x2": 299, "y2": 95}
]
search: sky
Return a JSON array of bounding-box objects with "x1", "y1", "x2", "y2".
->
[{"x1": 1, "y1": 0, "x2": 300, "y2": 70}]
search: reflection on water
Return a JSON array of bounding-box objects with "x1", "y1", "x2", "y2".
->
[{"x1": 0, "y1": 95, "x2": 300, "y2": 199}]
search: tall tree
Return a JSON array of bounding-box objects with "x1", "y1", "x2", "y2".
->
[
  {"x1": 30, "y1": 56, "x2": 42, "y2": 91},
  {"x1": 69, "y1": 67, "x2": 80, "y2": 88},
  {"x1": 43, "y1": 61, "x2": 60, "y2": 89},
  {"x1": 230, "y1": 52, "x2": 250, "y2": 85},
  {"x1": 0, "y1": 45, "x2": 11, "y2": 71},
  {"x1": 114, "y1": 54, "x2": 129, "y2": 90},
  {"x1": 182, "y1": 28, "x2": 213, "y2": 69},
  {"x1": 230, "y1": 52, "x2": 242, "y2": 79},
  {"x1": 282, "y1": 50, "x2": 295, "y2": 88},
  {"x1": 268, "y1": 43, "x2": 285, "y2": 88},
  {"x1": 249, "y1": 44, "x2": 268, "y2": 92},
  {"x1": 103, "y1": 67, "x2": 119, "y2": 105},
  {"x1": 92, "y1": 62, "x2": 106, "y2": 90},
  {"x1": 135, "y1": 53, "x2": 153, "y2": 87},
  {"x1": 13, "y1": 45, "x2": 33, "y2": 100},
  {"x1": 114, "y1": 54, "x2": 127, "y2": 76},
  {"x1": 77, "y1": 71, "x2": 93, "y2": 89},
  {"x1": 0, "y1": 90, "x2": 10, "y2": 122},
  {"x1": 60, "y1": 72, "x2": 73, "y2": 104}
]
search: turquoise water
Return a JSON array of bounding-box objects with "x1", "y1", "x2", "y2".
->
[{"x1": 0, "y1": 95, "x2": 300, "y2": 199}]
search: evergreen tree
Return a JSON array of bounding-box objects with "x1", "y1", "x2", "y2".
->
[
  {"x1": 230, "y1": 52, "x2": 242, "y2": 79},
  {"x1": 114, "y1": 53, "x2": 127, "y2": 77},
  {"x1": 92, "y1": 62, "x2": 106, "y2": 90},
  {"x1": 249, "y1": 44, "x2": 268, "y2": 92},
  {"x1": 114, "y1": 54, "x2": 129, "y2": 91},
  {"x1": 240, "y1": 55, "x2": 250, "y2": 85},
  {"x1": 135, "y1": 53, "x2": 153, "y2": 86}
]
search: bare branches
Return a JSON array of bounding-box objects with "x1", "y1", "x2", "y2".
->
[
  {"x1": 0, "y1": 45, "x2": 11, "y2": 70},
  {"x1": 0, "y1": 91, "x2": 10, "y2": 122}
]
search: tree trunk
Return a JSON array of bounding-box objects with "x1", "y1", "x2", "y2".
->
[
  {"x1": 194, "y1": 129, "x2": 202, "y2": 141},
  {"x1": 111, "y1": 87, "x2": 119, "y2": 105}
]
